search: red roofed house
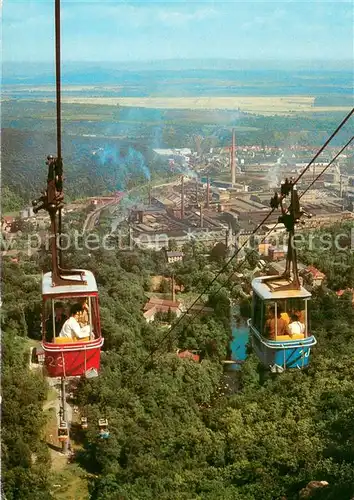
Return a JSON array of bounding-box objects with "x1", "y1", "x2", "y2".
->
[
  {"x1": 176, "y1": 349, "x2": 200, "y2": 362},
  {"x1": 143, "y1": 306, "x2": 157, "y2": 323},
  {"x1": 336, "y1": 289, "x2": 354, "y2": 305},
  {"x1": 268, "y1": 246, "x2": 287, "y2": 261},
  {"x1": 143, "y1": 297, "x2": 184, "y2": 323},
  {"x1": 1, "y1": 216, "x2": 15, "y2": 233},
  {"x1": 301, "y1": 265, "x2": 326, "y2": 287}
]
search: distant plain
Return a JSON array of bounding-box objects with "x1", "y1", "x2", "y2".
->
[
  {"x1": 36, "y1": 95, "x2": 352, "y2": 116},
  {"x1": 3, "y1": 67, "x2": 353, "y2": 116}
]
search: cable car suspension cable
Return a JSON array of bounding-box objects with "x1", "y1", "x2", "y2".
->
[
  {"x1": 299, "y1": 135, "x2": 354, "y2": 199},
  {"x1": 55, "y1": 0, "x2": 63, "y2": 268}
]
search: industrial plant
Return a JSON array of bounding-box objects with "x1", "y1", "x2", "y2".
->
[{"x1": 112, "y1": 133, "x2": 354, "y2": 254}]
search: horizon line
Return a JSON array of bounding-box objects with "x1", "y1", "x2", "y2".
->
[{"x1": 3, "y1": 58, "x2": 353, "y2": 64}]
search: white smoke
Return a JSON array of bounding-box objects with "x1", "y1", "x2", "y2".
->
[{"x1": 267, "y1": 154, "x2": 283, "y2": 189}]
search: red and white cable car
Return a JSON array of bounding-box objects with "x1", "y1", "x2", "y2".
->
[
  {"x1": 41, "y1": 269, "x2": 104, "y2": 378},
  {"x1": 32, "y1": 2, "x2": 104, "y2": 381},
  {"x1": 58, "y1": 420, "x2": 69, "y2": 442},
  {"x1": 33, "y1": 154, "x2": 104, "y2": 379}
]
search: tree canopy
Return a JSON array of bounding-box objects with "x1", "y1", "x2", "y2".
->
[{"x1": 2, "y1": 220, "x2": 354, "y2": 499}]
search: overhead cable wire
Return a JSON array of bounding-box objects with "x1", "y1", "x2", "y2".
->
[
  {"x1": 203, "y1": 134, "x2": 354, "y2": 304},
  {"x1": 55, "y1": 0, "x2": 63, "y2": 267},
  {"x1": 128, "y1": 109, "x2": 354, "y2": 380},
  {"x1": 294, "y1": 108, "x2": 353, "y2": 185},
  {"x1": 226, "y1": 134, "x2": 354, "y2": 296},
  {"x1": 299, "y1": 135, "x2": 354, "y2": 199}
]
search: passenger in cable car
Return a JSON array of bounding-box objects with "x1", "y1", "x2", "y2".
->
[
  {"x1": 288, "y1": 313, "x2": 305, "y2": 337},
  {"x1": 45, "y1": 302, "x2": 67, "y2": 341},
  {"x1": 278, "y1": 304, "x2": 290, "y2": 325},
  {"x1": 264, "y1": 306, "x2": 288, "y2": 340},
  {"x1": 59, "y1": 304, "x2": 91, "y2": 341},
  {"x1": 294, "y1": 308, "x2": 305, "y2": 324},
  {"x1": 76, "y1": 297, "x2": 89, "y2": 327}
]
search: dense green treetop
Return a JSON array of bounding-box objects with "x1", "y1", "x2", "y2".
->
[{"x1": 2, "y1": 220, "x2": 354, "y2": 499}]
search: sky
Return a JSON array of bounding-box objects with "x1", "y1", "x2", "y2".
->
[{"x1": 3, "y1": 0, "x2": 353, "y2": 63}]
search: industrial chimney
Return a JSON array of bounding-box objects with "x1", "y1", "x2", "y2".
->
[
  {"x1": 231, "y1": 128, "x2": 236, "y2": 186},
  {"x1": 200, "y1": 204, "x2": 203, "y2": 228},
  {"x1": 171, "y1": 274, "x2": 176, "y2": 302},
  {"x1": 148, "y1": 183, "x2": 152, "y2": 206},
  {"x1": 181, "y1": 175, "x2": 185, "y2": 219},
  {"x1": 206, "y1": 176, "x2": 210, "y2": 208}
]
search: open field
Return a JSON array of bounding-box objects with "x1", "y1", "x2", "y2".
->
[{"x1": 36, "y1": 95, "x2": 353, "y2": 116}]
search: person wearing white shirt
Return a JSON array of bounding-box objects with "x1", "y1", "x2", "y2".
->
[
  {"x1": 288, "y1": 313, "x2": 305, "y2": 337},
  {"x1": 59, "y1": 304, "x2": 91, "y2": 340}
]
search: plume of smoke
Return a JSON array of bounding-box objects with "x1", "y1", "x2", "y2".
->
[
  {"x1": 94, "y1": 143, "x2": 151, "y2": 188},
  {"x1": 267, "y1": 154, "x2": 283, "y2": 189},
  {"x1": 151, "y1": 125, "x2": 163, "y2": 149},
  {"x1": 174, "y1": 162, "x2": 198, "y2": 179}
]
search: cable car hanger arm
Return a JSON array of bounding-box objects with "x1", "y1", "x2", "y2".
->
[{"x1": 32, "y1": 0, "x2": 86, "y2": 287}]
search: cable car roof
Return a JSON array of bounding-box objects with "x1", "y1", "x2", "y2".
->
[
  {"x1": 252, "y1": 276, "x2": 311, "y2": 300},
  {"x1": 42, "y1": 270, "x2": 98, "y2": 296}
]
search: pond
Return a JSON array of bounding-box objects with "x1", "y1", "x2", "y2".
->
[
  {"x1": 231, "y1": 322, "x2": 249, "y2": 364},
  {"x1": 227, "y1": 304, "x2": 250, "y2": 371}
]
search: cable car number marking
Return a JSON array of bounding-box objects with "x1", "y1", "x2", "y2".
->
[{"x1": 47, "y1": 356, "x2": 63, "y2": 367}]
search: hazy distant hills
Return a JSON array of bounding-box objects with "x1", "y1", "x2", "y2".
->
[
  {"x1": 3, "y1": 66, "x2": 353, "y2": 103},
  {"x1": 2, "y1": 59, "x2": 353, "y2": 209},
  {"x1": 3, "y1": 60, "x2": 353, "y2": 89}
]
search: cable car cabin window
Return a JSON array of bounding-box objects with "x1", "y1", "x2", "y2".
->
[
  {"x1": 252, "y1": 293, "x2": 264, "y2": 333},
  {"x1": 305, "y1": 300, "x2": 310, "y2": 337},
  {"x1": 263, "y1": 301, "x2": 281, "y2": 340},
  {"x1": 276, "y1": 297, "x2": 307, "y2": 337},
  {"x1": 43, "y1": 297, "x2": 96, "y2": 343},
  {"x1": 259, "y1": 297, "x2": 308, "y2": 340},
  {"x1": 89, "y1": 296, "x2": 100, "y2": 340}
]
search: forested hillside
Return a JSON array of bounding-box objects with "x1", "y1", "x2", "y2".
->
[
  {"x1": 2, "y1": 331, "x2": 51, "y2": 498},
  {"x1": 2, "y1": 98, "x2": 353, "y2": 212},
  {"x1": 1, "y1": 127, "x2": 164, "y2": 211},
  {"x1": 2, "y1": 223, "x2": 354, "y2": 499}
]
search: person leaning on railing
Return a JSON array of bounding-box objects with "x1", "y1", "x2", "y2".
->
[
  {"x1": 59, "y1": 304, "x2": 91, "y2": 341},
  {"x1": 76, "y1": 297, "x2": 89, "y2": 327},
  {"x1": 287, "y1": 313, "x2": 305, "y2": 338},
  {"x1": 264, "y1": 306, "x2": 288, "y2": 340}
]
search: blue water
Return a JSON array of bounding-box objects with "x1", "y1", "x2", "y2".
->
[{"x1": 231, "y1": 324, "x2": 249, "y2": 363}]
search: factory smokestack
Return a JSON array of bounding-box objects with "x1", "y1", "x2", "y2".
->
[
  {"x1": 340, "y1": 174, "x2": 344, "y2": 211},
  {"x1": 171, "y1": 274, "x2": 176, "y2": 302},
  {"x1": 181, "y1": 175, "x2": 185, "y2": 219},
  {"x1": 148, "y1": 183, "x2": 152, "y2": 206},
  {"x1": 339, "y1": 174, "x2": 343, "y2": 198},
  {"x1": 206, "y1": 176, "x2": 210, "y2": 208},
  {"x1": 231, "y1": 129, "x2": 236, "y2": 186},
  {"x1": 195, "y1": 178, "x2": 199, "y2": 204},
  {"x1": 200, "y1": 204, "x2": 203, "y2": 228}
]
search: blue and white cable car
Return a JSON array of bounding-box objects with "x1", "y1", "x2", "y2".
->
[{"x1": 249, "y1": 179, "x2": 317, "y2": 372}]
